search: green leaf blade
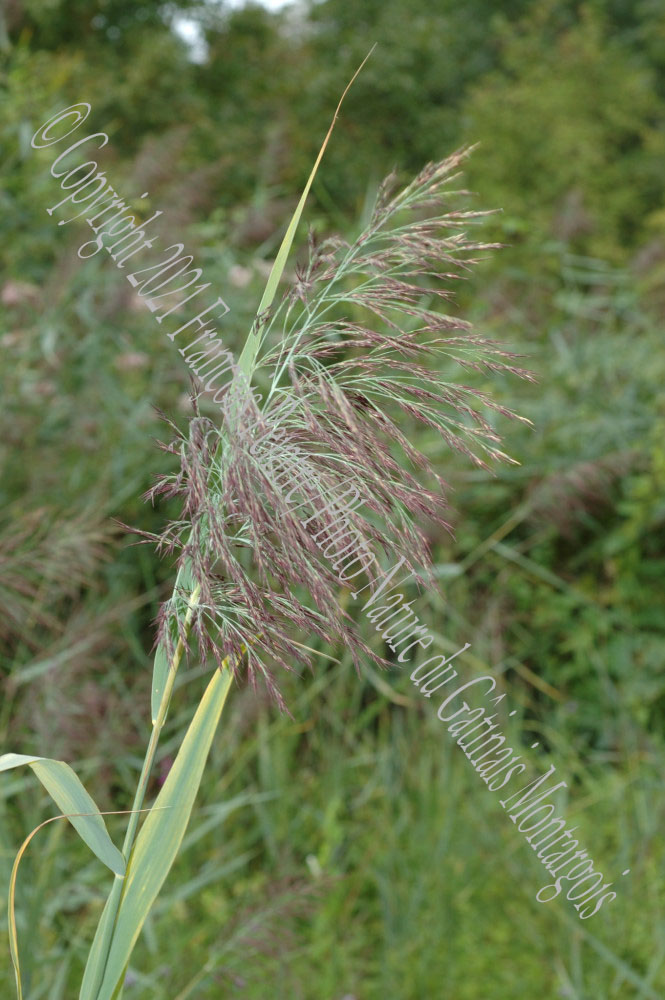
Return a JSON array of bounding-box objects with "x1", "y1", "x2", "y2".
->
[
  {"x1": 150, "y1": 643, "x2": 170, "y2": 726},
  {"x1": 151, "y1": 559, "x2": 198, "y2": 723},
  {"x1": 237, "y1": 46, "x2": 375, "y2": 380},
  {"x1": 86, "y1": 667, "x2": 233, "y2": 1000},
  {"x1": 0, "y1": 753, "x2": 125, "y2": 875}
]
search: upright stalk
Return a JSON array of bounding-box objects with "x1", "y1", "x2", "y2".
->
[
  {"x1": 120, "y1": 581, "x2": 201, "y2": 858},
  {"x1": 80, "y1": 583, "x2": 201, "y2": 998},
  {"x1": 81, "y1": 69, "x2": 363, "y2": 995}
]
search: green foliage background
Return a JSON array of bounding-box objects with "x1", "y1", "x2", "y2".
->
[{"x1": 1, "y1": 1, "x2": 664, "y2": 996}]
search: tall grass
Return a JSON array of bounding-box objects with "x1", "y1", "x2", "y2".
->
[
  {"x1": 0, "y1": 76, "x2": 534, "y2": 995},
  {"x1": 7, "y1": 97, "x2": 660, "y2": 1000}
]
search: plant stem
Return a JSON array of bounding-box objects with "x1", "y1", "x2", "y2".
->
[
  {"x1": 82, "y1": 582, "x2": 201, "y2": 999},
  {"x1": 120, "y1": 582, "x2": 201, "y2": 856}
]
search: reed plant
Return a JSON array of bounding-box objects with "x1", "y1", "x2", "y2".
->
[{"x1": 2, "y1": 88, "x2": 530, "y2": 998}]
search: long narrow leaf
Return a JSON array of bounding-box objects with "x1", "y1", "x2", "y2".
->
[
  {"x1": 151, "y1": 562, "x2": 198, "y2": 722},
  {"x1": 0, "y1": 754, "x2": 125, "y2": 874},
  {"x1": 237, "y1": 46, "x2": 375, "y2": 379},
  {"x1": 78, "y1": 871, "x2": 125, "y2": 1000},
  {"x1": 150, "y1": 643, "x2": 170, "y2": 726},
  {"x1": 85, "y1": 666, "x2": 233, "y2": 999},
  {"x1": 8, "y1": 815, "x2": 73, "y2": 999}
]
